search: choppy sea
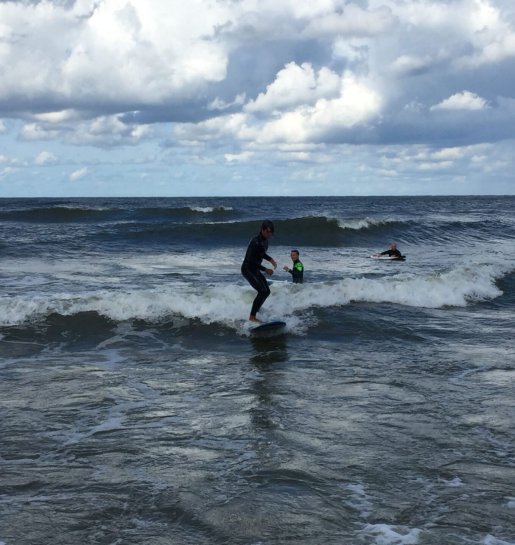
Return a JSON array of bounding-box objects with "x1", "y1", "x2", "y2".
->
[{"x1": 0, "y1": 196, "x2": 514, "y2": 545}]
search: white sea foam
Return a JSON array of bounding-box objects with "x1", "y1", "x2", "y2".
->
[
  {"x1": 484, "y1": 535, "x2": 515, "y2": 545},
  {"x1": 443, "y1": 476, "x2": 464, "y2": 487},
  {"x1": 271, "y1": 262, "x2": 509, "y2": 312},
  {"x1": 336, "y1": 217, "x2": 399, "y2": 231},
  {"x1": 346, "y1": 483, "x2": 373, "y2": 518},
  {"x1": 361, "y1": 524, "x2": 421, "y2": 545},
  {"x1": 0, "y1": 257, "x2": 108, "y2": 276},
  {"x1": 0, "y1": 284, "x2": 252, "y2": 329},
  {"x1": 54, "y1": 204, "x2": 110, "y2": 211},
  {"x1": 121, "y1": 250, "x2": 237, "y2": 273},
  {"x1": 190, "y1": 206, "x2": 233, "y2": 213},
  {"x1": 0, "y1": 262, "x2": 511, "y2": 329}
]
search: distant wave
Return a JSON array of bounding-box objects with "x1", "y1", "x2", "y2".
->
[
  {"x1": 0, "y1": 204, "x2": 237, "y2": 224},
  {"x1": 96, "y1": 215, "x2": 410, "y2": 248},
  {"x1": 276, "y1": 215, "x2": 406, "y2": 233},
  {"x1": 190, "y1": 206, "x2": 234, "y2": 213},
  {"x1": 335, "y1": 215, "x2": 513, "y2": 246},
  {"x1": 336, "y1": 217, "x2": 402, "y2": 231},
  {"x1": 7, "y1": 210, "x2": 497, "y2": 253},
  {"x1": 2, "y1": 204, "x2": 510, "y2": 251},
  {"x1": 139, "y1": 205, "x2": 236, "y2": 218},
  {"x1": 1, "y1": 263, "x2": 512, "y2": 332},
  {"x1": 0, "y1": 206, "x2": 116, "y2": 223}
]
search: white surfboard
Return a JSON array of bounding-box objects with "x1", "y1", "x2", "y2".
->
[{"x1": 370, "y1": 254, "x2": 406, "y2": 261}]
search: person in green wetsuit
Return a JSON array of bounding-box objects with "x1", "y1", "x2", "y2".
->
[{"x1": 283, "y1": 249, "x2": 304, "y2": 283}]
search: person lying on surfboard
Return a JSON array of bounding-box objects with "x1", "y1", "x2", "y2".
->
[
  {"x1": 241, "y1": 220, "x2": 277, "y2": 323},
  {"x1": 373, "y1": 242, "x2": 403, "y2": 258}
]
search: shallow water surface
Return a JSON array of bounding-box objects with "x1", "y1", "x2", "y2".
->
[{"x1": 1, "y1": 196, "x2": 514, "y2": 544}]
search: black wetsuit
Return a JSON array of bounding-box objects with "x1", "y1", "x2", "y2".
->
[
  {"x1": 287, "y1": 259, "x2": 304, "y2": 284},
  {"x1": 241, "y1": 234, "x2": 272, "y2": 317},
  {"x1": 380, "y1": 249, "x2": 402, "y2": 258}
]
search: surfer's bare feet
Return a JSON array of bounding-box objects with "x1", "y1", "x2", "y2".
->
[{"x1": 249, "y1": 316, "x2": 262, "y2": 323}]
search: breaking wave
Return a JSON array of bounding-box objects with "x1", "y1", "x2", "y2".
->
[{"x1": 1, "y1": 263, "x2": 511, "y2": 333}]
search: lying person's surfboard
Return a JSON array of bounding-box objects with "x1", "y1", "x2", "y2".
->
[{"x1": 370, "y1": 255, "x2": 406, "y2": 261}]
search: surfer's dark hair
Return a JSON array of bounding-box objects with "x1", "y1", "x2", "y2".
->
[
  {"x1": 261, "y1": 220, "x2": 274, "y2": 233},
  {"x1": 291, "y1": 249, "x2": 299, "y2": 255}
]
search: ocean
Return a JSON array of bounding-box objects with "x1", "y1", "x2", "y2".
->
[{"x1": 0, "y1": 196, "x2": 514, "y2": 545}]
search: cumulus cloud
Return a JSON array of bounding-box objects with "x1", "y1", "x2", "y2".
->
[
  {"x1": 379, "y1": 143, "x2": 494, "y2": 175},
  {"x1": 35, "y1": 151, "x2": 57, "y2": 165},
  {"x1": 390, "y1": 54, "x2": 439, "y2": 76},
  {"x1": 69, "y1": 167, "x2": 89, "y2": 181},
  {"x1": 177, "y1": 69, "x2": 382, "y2": 148},
  {"x1": 33, "y1": 110, "x2": 80, "y2": 124},
  {"x1": 456, "y1": 0, "x2": 515, "y2": 66},
  {"x1": 302, "y1": 4, "x2": 394, "y2": 37},
  {"x1": 208, "y1": 94, "x2": 246, "y2": 111},
  {"x1": 224, "y1": 151, "x2": 254, "y2": 163},
  {"x1": 1, "y1": 0, "x2": 515, "y2": 195},
  {"x1": 174, "y1": 113, "x2": 247, "y2": 146},
  {"x1": 2, "y1": 0, "x2": 514, "y2": 145},
  {"x1": 0, "y1": 166, "x2": 16, "y2": 179},
  {"x1": 431, "y1": 91, "x2": 489, "y2": 111},
  {"x1": 245, "y1": 63, "x2": 341, "y2": 114},
  {"x1": 22, "y1": 115, "x2": 152, "y2": 147},
  {"x1": 0, "y1": 0, "x2": 230, "y2": 110},
  {"x1": 251, "y1": 72, "x2": 382, "y2": 144},
  {"x1": 21, "y1": 123, "x2": 62, "y2": 141}
]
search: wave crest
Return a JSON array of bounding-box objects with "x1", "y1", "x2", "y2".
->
[{"x1": 1, "y1": 264, "x2": 511, "y2": 331}]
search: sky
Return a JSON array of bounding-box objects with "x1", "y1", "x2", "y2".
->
[{"x1": 1, "y1": 0, "x2": 515, "y2": 197}]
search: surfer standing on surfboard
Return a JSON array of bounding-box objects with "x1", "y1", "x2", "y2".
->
[{"x1": 241, "y1": 220, "x2": 277, "y2": 323}]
